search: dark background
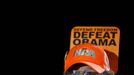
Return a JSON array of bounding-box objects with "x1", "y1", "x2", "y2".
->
[
  {"x1": 0, "y1": 72, "x2": 11, "y2": 75},
  {"x1": 63, "y1": 16, "x2": 133, "y2": 75}
]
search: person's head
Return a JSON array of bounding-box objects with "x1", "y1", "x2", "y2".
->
[{"x1": 64, "y1": 43, "x2": 114, "y2": 75}]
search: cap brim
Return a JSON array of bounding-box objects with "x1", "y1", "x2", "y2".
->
[
  {"x1": 65, "y1": 61, "x2": 105, "y2": 74},
  {"x1": 81, "y1": 61, "x2": 105, "y2": 73}
]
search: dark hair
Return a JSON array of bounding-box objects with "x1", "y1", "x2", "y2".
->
[{"x1": 102, "y1": 70, "x2": 115, "y2": 75}]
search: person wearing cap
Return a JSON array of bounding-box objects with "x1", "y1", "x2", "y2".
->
[{"x1": 64, "y1": 43, "x2": 114, "y2": 75}]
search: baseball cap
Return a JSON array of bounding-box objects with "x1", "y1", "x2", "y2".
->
[{"x1": 64, "y1": 43, "x2": 110, "y2": 74}]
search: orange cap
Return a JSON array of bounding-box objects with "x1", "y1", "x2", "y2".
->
[{"x1": 64, "y1": 43, "x2": 110, "y2": 73}]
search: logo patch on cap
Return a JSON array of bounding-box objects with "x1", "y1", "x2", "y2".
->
[{"x1": 74, "y1": 48, "x2": 96, "y2": 58}]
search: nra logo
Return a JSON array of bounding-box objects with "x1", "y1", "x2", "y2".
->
[{"x1": 74, "y1": 48, "x2": 96, "y2": 58}]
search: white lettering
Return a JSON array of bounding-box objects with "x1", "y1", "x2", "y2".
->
[{"x1": 74, "y1": 48, "x2": 95, "y2": 58}]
